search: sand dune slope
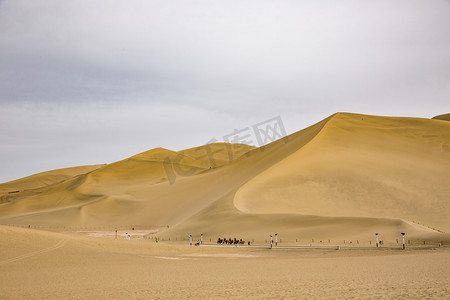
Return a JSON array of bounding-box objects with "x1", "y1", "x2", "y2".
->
[
  {"x1": 0, "y1": 143, "x2": 255, "y2": 227},
  {"x1": 0, "y1": 113, "x2": 449, "y2": 243},
  {"x1": 234, "y1": 113, "x2": 450, "y2": 231},
  {"x1": 432, "y1": 113, "x2": 450, "y2": 121},
  {"x1": 0, "y1": 165, "x2": 103, "y2": 201}
]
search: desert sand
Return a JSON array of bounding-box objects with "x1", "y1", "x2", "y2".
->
[
  {"x1": 1, "y1": 225, "x2": 450, "y2": 299},
  {"x1": 1, "y1": 112, "x2": 450, "y2": 298}
]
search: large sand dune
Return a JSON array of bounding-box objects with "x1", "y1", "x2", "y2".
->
[
  {"x1": 1, "y1": 113, "x2": 449, "y2": 244},
  {"x1": 432, "y1": 113, "x2": 450, "y2": 121},
  {"x1": 234, "y1": 113, "x2": 450, "y2": 229}
]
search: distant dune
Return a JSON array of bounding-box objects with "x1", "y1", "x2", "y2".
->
[
  {"x1": 432, "y1": 113, "x2": 450, "y2": 121},
  {"x1": 0, "y1": 165, "x2": 104, "y2": 203},
  {"x1": 1, "y1": 113, "x2": 449, "y2": 244}
]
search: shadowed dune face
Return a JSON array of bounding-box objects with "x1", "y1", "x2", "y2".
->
[
  {"x1": 0, "y1": 113, "x2": 449, "y2": 241},
  {"x1": 432, "y1": 113, "x2": 450, "y2": 121}
]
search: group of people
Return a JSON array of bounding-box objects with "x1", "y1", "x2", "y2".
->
[{"x1": 217, "y1": 237, "x2": 248, "y2": 245}]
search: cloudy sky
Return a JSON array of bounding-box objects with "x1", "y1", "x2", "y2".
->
[{"x1": 0, "y1": 0, "x2": 449, "y2": 183}]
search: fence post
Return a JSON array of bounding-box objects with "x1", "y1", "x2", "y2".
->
[{"x1": 401, "y1": 233, "x2": 405, "y2": 250}]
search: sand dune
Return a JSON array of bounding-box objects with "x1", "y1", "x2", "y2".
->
[
  {"x1": 234, "y1": 113, "x2": 450, "y2": 231},
  {"x1": 432, "y1": 113, "x2": 450, "y2": 121},
  {"x1": 0, "y1": 165, "x2": 103, "y2": 202},
  {"x1": 0, "y1": 113, "x2": 449, "y2": 245},
  {"x1": 1, "y1": 112, "x2": 450, "y2": 299}
]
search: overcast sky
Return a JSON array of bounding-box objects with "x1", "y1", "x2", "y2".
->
[{"x1": 0, "y1": 0, "x2": 449, "y2": 183}]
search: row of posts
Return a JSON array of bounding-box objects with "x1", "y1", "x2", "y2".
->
[
  {"x1": 187, "y1": 233, "x2": 410, "y2": 249},
  {"x1": 376, "y1": 232, "x2": 406, "y2": 249},
  {"x1": 189, "y1": 234, "x2": 203, "y2": 246}
]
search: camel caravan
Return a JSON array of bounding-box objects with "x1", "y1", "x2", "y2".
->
[{"x1": 217, "y1": 237, "x2": 248, "y2": 245}]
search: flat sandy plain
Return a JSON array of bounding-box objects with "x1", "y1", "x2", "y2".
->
[{"x1": 1, "y1": 225, "x2": 449, "y2": 299}]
